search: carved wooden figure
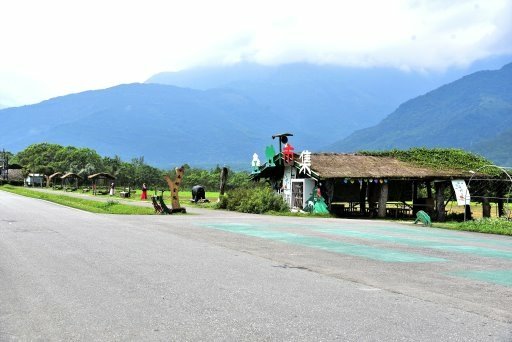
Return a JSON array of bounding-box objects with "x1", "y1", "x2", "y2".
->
[{"x1": 163, "y1": 166, "x2": 186, "y2": 213}]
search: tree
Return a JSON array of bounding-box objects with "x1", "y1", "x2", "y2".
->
[
  {"x1": 102, "y1": 155, "x2": 123, "y2": 177},
  {"x1": 13, "y1": 143, "x2": 64, "y2": 174}
]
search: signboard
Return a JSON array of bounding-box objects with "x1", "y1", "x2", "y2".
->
[
  {"x1": 299, "y1": 150, "x2": 311, "y2": 175},
  {"x1": 451, "y1": 179, "x2": 470, "y2": 206}
]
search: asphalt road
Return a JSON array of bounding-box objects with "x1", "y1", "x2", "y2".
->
[{"x1": 1, "y1": 190, "x2": 511, "y2": 341}]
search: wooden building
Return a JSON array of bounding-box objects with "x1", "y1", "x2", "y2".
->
[
  {"x1": 253, "y1": 152, "x2": 473, "y2": 221},
  {"x1": 61, "y1": 172, "x2": 83, "y2": 191},
  {"x1": 88, "y1": 172, "x2": 116, "y2": 195}
]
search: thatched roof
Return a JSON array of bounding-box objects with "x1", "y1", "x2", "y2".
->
[
  {"x1": 48, "y1": 172, "x2": 63, "y2": 180},
  {"x1": 88, "y1": 172, "x2": 115, "y2": 180},
  {"x1": 309, "y1": 153, "x2": 471, "y2": 179},
  {"x1": 61, "y1": 172, "x2": 83, "y2": 180},
  {"x1": 8, "y1": 163, "x2": 23, "y2": 169}
]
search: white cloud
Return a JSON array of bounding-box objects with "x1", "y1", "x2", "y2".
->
[{"x1": 0, "y1": 0, "x2": 510, "y2": 105}]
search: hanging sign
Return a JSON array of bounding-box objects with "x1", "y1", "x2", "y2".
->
[{"x1": 451, "y1": 179, "x2": 471, "y2": 206}]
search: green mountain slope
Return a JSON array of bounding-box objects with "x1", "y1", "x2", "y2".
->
[
  {"x1": 0, "y1": 83, "x2": 277, "y2": 167},
  {"x1": 147, "y1": 62, "x2": 484, "y2": 147},
  {"x1": 472, "y1": 128, "x2": 512, "y2": 166},
  {"x1": 330, "y1": 63, "x2": 512, "y2": 165}
]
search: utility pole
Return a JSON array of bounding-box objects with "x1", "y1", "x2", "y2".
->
[
  {"x1": 271, "y1": 133, "x2": 293, "y2": 165},
  {"x1": 1, "y1": 149, "x2": 6, "y2": 181}
]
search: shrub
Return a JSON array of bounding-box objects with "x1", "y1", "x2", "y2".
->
[
  {"x1": 455, "y1": 217, "x2": 512, "y2": 235},
  {"x1": 0, "y1": 180, "x2": 24, "y2": 186},
  {"x1": 445, "y1": 212, "x2": 465, "y2": 222},
  {"x1": 216, "y1": 184, "x2": 289, "y2": 214}
]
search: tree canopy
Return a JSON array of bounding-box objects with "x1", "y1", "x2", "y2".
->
[{"x1": 10, "y1": 143, "x2": 249, "y2": 190}]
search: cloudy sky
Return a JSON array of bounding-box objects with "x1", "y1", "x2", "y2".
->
[{"x1": 1, "y1": 0, "x2": 511, "y2": 106}]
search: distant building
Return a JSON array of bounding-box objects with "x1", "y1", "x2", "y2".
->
[
  {"x1": 1, "y1": 163, "x2": 24, "y2": 183},
  {"x1": 25, "y1": 173, "x2": 45, "y2": 187}
]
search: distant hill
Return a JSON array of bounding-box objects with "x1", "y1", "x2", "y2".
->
[
  {"x1": 0, "y1": 83, "x2": 279, "y2": 168},
  {"x1": 147, "y1": 62, "x2": 487, "y2": 148},
  {"x1": 329, "y1": 63, "x2": 512, "y2": 166},
  {"x1": 472, "y1": 127, "x2": 512, "y2": 166}
]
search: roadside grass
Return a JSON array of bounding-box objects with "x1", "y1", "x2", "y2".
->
[
  {"x1": 434, "y1": 218, "x2": 512, "y2": 236},
  {"x1": 0, "y1": 185, "x2": 155, "y2": 215}
]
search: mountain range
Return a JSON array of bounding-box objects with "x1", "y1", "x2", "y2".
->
[
  {"x1": 330, "y1": 62, "x2": 512, "y2": 165},
  {"x1": 147, "y1": 62, "x2": 501, "y2": 148},
  {"x1": 0, "y1": 60, "x2": 510, "y2": 168}
]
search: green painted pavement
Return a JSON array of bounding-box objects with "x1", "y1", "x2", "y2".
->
[
  {"x1": 290, "y1": 222, "x2": 512, "y2": 249},
  {"x1": 197, "y1": 223, "x2": 446, "y2": 263},
  {"x1": 307, "y1": 227, "x2": 512, "y2": 260},
  {"x1": 450, "y1": 270, "x2": 512, "y2": 287}
]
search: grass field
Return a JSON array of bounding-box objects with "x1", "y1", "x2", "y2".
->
[
  {"x1": 444, "y1": 201, "x2": 512, "y2": 219},
  {"x1": 0, "y1": 185, "x2": 156, "y2": 215},
  {"x1": 436, "y1": 218, "x2": 512, "y2": 236}
]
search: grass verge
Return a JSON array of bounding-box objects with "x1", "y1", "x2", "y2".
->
[
  {"x1": 434, "y1": 218, "x2": 512, "y2": 236},
  {"x1": 0, "y1": 185, "x2": 155, "y2": 215}
]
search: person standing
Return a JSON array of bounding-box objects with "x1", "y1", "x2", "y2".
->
[
  {"x1": 109, "y1": 182, "x2": 115, "y2": 196},
  {"x1": 141, "y1": 183, "x2": 148, "y2": 200}
]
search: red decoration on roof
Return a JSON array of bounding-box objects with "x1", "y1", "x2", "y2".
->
[{"x1": 283, "y1": 143, "x2": 295, "y2": 165}]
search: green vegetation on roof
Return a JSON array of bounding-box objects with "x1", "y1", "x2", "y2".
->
[{"x1": 358, "y1": 148, "x2": 499, "y2": 176}]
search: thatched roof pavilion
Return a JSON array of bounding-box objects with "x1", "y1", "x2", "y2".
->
[
  {"x1": 88, "y1": 173, "x2": 116, "y2": 195},
  {"x1": 253, "y1": 153, "x2": 474, "y2": 221},
  {"x1": 61, "y1": 172, "x2": 83, "y2": 190},
  {"x1": 47, "y1": 172, "x2": 63, "y2": 187}
]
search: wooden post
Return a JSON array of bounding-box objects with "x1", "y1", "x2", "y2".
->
[
  {"x1": 325, "y1": 179, "x2": 335, "y2": 210},
  {"x1": 497, "y1": 188, "x2": 505, "y2": 217},
  {"x1": 412, "y1": 181, "x2": 418, "y2": 215},
  {"x1": 377, "y1": 182, "x2": 388, "y2": 218},
  {"x1": 359, "y1": 181, "x2": 367, "y2": 215},
  {"x1": 482, "y1": 196, "x2": 491, "y2": 218},
  {"x1": 435, "y1": 181, "x2": 447, "y2": 222},
  {"x1": 368, "y1": 182, "x2": 377, "y2": 217},
  {"x1": 219, "y1": 167, "x2": 228, "y2": 199},
  {"x1": 465, "y1": 205, "x2": 472, "y2": 220}
]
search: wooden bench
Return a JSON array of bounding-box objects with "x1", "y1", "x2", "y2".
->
[
  {"x1": 386, "y1": 207, "x2": 411, "y2": 218},
  {"x1": 119, "y1": 188, "x2": 137, "y2": 198}
]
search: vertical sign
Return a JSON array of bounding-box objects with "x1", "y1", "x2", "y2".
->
[{"x1": 451, "y1": 179, "x2": 471, "y2": 206}]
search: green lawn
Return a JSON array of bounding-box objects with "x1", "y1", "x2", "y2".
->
[
  {"x1": 0, "y1": 185, "x2": 155, "y2": 215},
  {"x1": 435, "y1": 218, "x2": 512, "y2": 236}
]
